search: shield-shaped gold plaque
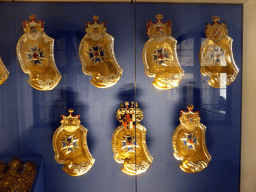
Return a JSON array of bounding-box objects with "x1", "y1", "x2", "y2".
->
[
  {"x1": 0, "y1": 57, "x2": 9, "y2": 85},
  {"x1": 112, "y1": 102, "x2": 153, "y2": 175},
  {"x1": 200, "y1": 16, "x2": 239, "y2": 88},
  {"x1": 17, "y1": 15, "x2": 61, "y2": 91},
  {"x1": 53, "y1": 109, "x2": 95, "y2": 176},
  {"x1": 142, "y1": 14, "x2": 184, "y2": 90},
  {"x1": 79, "y1": 16, "x2": 123, "y2": 88},
  {"x1": 172, "y1": 105, "x2": 211, "y2": 173}
]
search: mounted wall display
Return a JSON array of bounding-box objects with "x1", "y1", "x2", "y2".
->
[
  {"x1": 52, "y1": 109, "x2": 95, "y2": 176},
  {"x1": 0, "y1": 57, "x2": 9, "y2": 85},
  {"x1": 112, "y1": 102, "x2": 153, "y2": 175},
  {"x1": 79, "y1": 16, "x2": 123, "y2": 88},
  {"x1": 0, "y1": 157, "x2": 37, "y2": 192},
  {"x1": 16, "y1": 15, "x2": 61, "y2": 91},
  {"x1": 172, "y1": 105, "x2": 211, "y2": 173},
  {"x1": 142, "y1": 14, "x2": 184, "y2": 90},
  {"x1": 199, "y1": 16, "x2": 239, "y2": 88}
]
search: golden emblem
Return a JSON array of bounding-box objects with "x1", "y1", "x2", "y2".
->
[
  {"x1": 17, "y1": 15, "x2": 61, "y2": 91},
  {"x1": 172, "y1": 105, "x2": 211, "y2": 173},
  {"x1": 79, "y1": 16, "x2": 123, "y2": 88},
  {"x1": 142, "y1": 14, "x2": 184, "y2": 90},
  {"x1": 112, "y1": 102, "x2": 153, "y2": 175},
  {"x1": 0, "y1": 157, "x2": 37, "y2": 192},
  {"x1": 0, "y1": 57, "x2": 9, "y2": 85},
  {"x1": 52, "y1": 109, "x2": 95, "y2": 176},
  {"x1": 200, "y1": 16, "x2": 239, "y2": 88}
]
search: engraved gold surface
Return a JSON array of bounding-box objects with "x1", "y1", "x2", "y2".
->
[
  {"x1": 0, "y1": 157, "x2": 37, "y2": 192},
  {"x1": 112, "y1": 102, "x2": 153, "y2": 175},
  {"x1": 0, "y1": 57, "x2": 9, "y2": 85},
  {"x1": 79, "y1": 16, "x2": 123, "y2": 88},
  {"x1": 17, "y1": 15, "x2": 61, "y2": 91},
  {"x1": 172, "y1": 105, "x2": 211, "y2": 173},
  {"x1": 142, "y1": 14, "x2": 184, "y2": 90},
  {"x1": 53, "y1": 109, "x2": 95, "y2": 176},
  {"x1": 200, "y1": 16, "x2": 239, "y2": 88}
]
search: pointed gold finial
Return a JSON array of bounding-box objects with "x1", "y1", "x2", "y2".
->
[
  {"x1": 187, "y1": 104, "x2": 194, "y2": 111},
  {"x1": 156, "y1": 14, "x2": 163, "y2": 20},
  {"x1": 212, "y1": 16, "x2": 220, "y2": 23},
  {"x1": 29, "y1": 14, "x2": 37, "y2": 20},
  {"x1": 68, "y1": 109, "x2": 74, "y2": 115},
  {"x1": 93, "y1": 15, "x2": 99, "y2": 20}
]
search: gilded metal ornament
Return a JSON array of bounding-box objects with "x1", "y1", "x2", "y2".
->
[
  {"x1": 79, "y1": 16, "x2": 123, "y2": 88},
  {"x1": 112, "y1": 102, "x2": 153, "y2": 175},
  {"x1": 172, "y1": 105, "x2": 211, "y2": 173},
  {"x1": 52, "y1": 109, "x2": 95, "y2": 176},
  {"x1": 17, "y1": 15, "x2": 61, "y2": 91},
  {"x1": 0, "y1": 157, "x2": 37, "y2": 192},
  {"x1": 142, "y1": 14, "x2": 184, "y2": 90},
  {"x1": 0, "y1": 57, "x2": 9, "y2": 85},
  {"x1": 199, "y1": 16, "x2": 239, "y2": 88}
]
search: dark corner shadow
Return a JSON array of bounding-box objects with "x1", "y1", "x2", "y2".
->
[{"x1": 50, "y1": 87, "x2": 96, "y2": 153}]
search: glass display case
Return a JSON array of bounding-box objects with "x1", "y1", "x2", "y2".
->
[{"x1": 0, "y1": 2, "x2": 242, "y2": 192}]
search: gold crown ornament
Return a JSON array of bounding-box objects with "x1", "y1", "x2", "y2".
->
[
  {"x1": 112, "y1": 102, "x2": 153, "y2": 175},
  {"x1": 142, "y1": 14, "x2": 184, "y2": 90},
  {"x1": 172, "y1": 105, "x2": 211, "y2": 173},
  {"x1": 79, "y1": 16, "x2": 123, "y2": 88},
  {"x1": 199, "y1": 16, "x2": 239, "y2": 88},
  {"x1": 16, "y1": 15, "x2": 61, "y2": 91},
  {"x1": 0, "y1": 57, "x2": 9, "y2": 85},
  {"x1": 52, "y1": 109, "x2": 95, "y2": 176},
  {"x1": 0, "y1": 157, "x2": 37, "y2": 192}
]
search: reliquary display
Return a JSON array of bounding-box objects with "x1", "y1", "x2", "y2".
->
[
  {"x1": 16, "y1": 15, "x2": 61, "y2": 91},
  {"x1": 142, "y1": 14, "x2": 184, "y2": 90},
  {"x1": 199, "y1": 16, "x2": 239, "y2": 88},
  {"x1": 172, "y1": 105, "x2": 211, "y2": 173},
  {"x1": 52, "y1": 109, "x2": 95, "y2": 176},
  {"x1": 79, "y1": 16, "x2": 123, "y2": 88},
  {"x1": 0, "y1": 57, "x2": 9, "y2": 85},
  {"x1": 112, "y1": 102, "x2": 153, "y2": 175}
]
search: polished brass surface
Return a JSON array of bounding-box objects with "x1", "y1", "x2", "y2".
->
[
  {"x1": 79, "y1": 16, "x2": 123, "y2": 88},
  {"x1": 142, "y1": 14, "x2": 184, "y2": 90},
  {"x1": 112, "y1": 102, "x2": 153, "y2": 175},
  {"x1": 17, "y1": 15, "x2": 61, "y2": 91},
  {"x1": 0, "y1": 157, "x2": 36, "y2": 192},
  {"x1": 172, "y1": 105, "x2": 211, "y2": 173},
  {"x1": 199, "y1": 16, "x2": 239, "y2": 88},
  {"x1": 0, "y1": 57, "x2": 9, "y2": 85},
  {"x1": 53, "y1": 109, "x2": 95, "y2": 176}
]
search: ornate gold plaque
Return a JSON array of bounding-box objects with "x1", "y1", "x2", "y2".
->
[
  {"x1": 17, "y1": 15, "x2": 61, "y2": 91},
  {"x1": 142, "y1": 14, "x2": 184, "y2": 90},
  {"x1": 200, "y1": 16, "x2": 239, "y2": 88},
  {"x1": 0, "y1": 57, "x2": 9, "y2": 85},
  {"x1": 112, "y1": 102, "x2": 153, "y2": 175},
  {"x1": 52, "y1": 109, "x2": 95, "y2": 176},
  {"x1": 79, "y1": 16, "x2": 123, "y2": 88},
  {"x1": 0, "y1": 157, "x2": 37, "y2": 192},
  {"x1": 172, "y1": 105, "x2": 211, "y2": 173}
]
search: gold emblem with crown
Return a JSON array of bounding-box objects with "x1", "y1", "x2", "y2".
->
[
  {"x1": 142, "y1": 14, "x2": 184, "y2": 90},
  {"x1": 53, "y1": 109, "x2": 95, "y2": 176},
  {"x1": 79, "y1": 16, "x2": 123, "y2": 88},
  {"x1": 200, "y1": 16, "x2": 239, "y2": 88},
  {"x1": 172, "y1": 105, "x2": 211, "y2": 173},
  {"x1": 16, "y1": 15, "x2": 61, "y2": 91},
  {"x1": 112, "y1": 102, "x2": 153, "y2": 175}
]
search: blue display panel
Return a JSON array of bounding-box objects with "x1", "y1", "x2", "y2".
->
[{"x1": 0, "y1": 2, "x2": 241, "y2": 192}]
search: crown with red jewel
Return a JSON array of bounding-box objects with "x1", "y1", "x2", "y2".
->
[
  {"x1": 147, "y1": 14, "x2": 172, "y2": 38},
  {"x1": 23, "y1": 14, "x2": 44, "y2": 33},
  {"x1": 205, "y1": 16, "x2": 228, "y2": 41},
  {"x1": 116, "y1": 101, "x2": 143, "y2": 130},
  {"x1": 61, "y1": 109, "x2": 81, "y2": 132},
  {"x1": 179, "y1": 104, "x2": 200, "y2": 124}
]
